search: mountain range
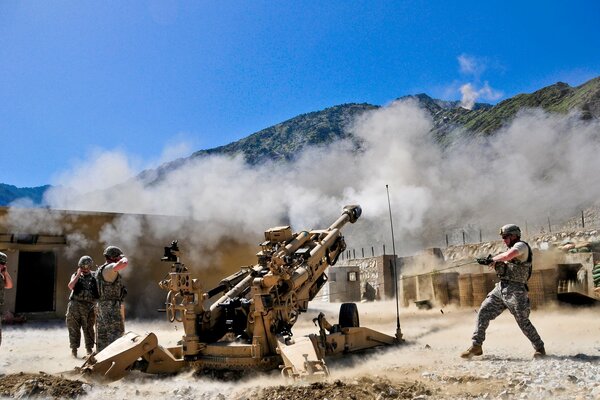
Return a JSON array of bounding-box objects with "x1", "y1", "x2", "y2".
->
[
  {"x1": 0, "y1": 183, "x2": 50, "y2": 206},
  {"x1": 3, "y1": 76, "x2": 599, "y2": 206}
]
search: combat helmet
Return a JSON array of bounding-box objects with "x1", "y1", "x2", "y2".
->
[
  {"x1": 103, "y1": 246, "x2": 124, "y2": 259},
  {"x1": 499, "y1": 224, "x2": 521, "y2": 237},
  {"x1": 78, "y1": 255, "x2": 94, "y2": 268},
  {"x1": 0, "y1": 251, "x2": 6, "y2": 265}
]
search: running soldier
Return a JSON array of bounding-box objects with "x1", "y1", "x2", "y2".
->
[
  {"x1": 95, "y1": 246, "x2": 128, "y2": 352},
  {"x1": 461, "y1": 224, "x2": 546, "y2": 359},
  {"x1": 66, "y1": 255, "x2": 99, "y2": 358},
  {"x1": 0, "y1": 252, "x2": 14, "y2": 350}
]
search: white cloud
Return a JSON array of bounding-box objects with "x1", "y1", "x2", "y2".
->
[{"x1": 458, "y1": 54, "x2": 486, "y2": 77}]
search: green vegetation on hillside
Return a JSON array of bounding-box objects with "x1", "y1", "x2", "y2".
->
[
  {"x1": 434, "y1": 77, "x2": 600, "y2": 136},
  {"x1": 193, "y1": 103, "x2": 378, "y2": 164}
]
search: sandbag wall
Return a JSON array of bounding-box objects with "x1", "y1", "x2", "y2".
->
[
  {"x1": 458, "y1": 269, "x2": 558, "y2": 309},
  {"x1": 473, "y1": 273, "x2": 497, "y2": 305},
  {"x1": 400, "y1": 274, "x2": 417, "y2": 307},
  {"x1": 528, "y1": 270, "x2": 545, "y2": 309},
  {"x1": 400, "y1": 272, "x2": 459, "y2": 306},
  {"x1": 532, "y1": 268, "x2": 558, "y2": 308},
  {"x1": 458, "y1": 274, "x2": 473, "y2": 307}
]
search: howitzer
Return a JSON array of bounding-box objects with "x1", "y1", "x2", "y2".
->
[{"x1": 81, "y1": 205, "x2": 401, "y2": 381}]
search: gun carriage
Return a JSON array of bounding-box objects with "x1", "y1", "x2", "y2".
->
[{"x1": 82, "y1": 205, "x2": 401, "y2": 381}]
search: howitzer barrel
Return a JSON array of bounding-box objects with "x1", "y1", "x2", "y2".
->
[
  {"x1": 329, "y1": 205, "x2": 362, "y2": 231},
  {"x1": 210, "y1": 206, "x2": 361, "y2": 310},
  {"x1": 292, "y1": 205, "x2": 361, "y2": 290}
]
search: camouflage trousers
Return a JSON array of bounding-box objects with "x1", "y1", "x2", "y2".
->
[
  {"x1": 0, "y1": 304, "x2": 3, "y2": 349},
  {"x1": 472, "y1": 282, "x2": 544, "y2": 350},
  {"x1": 96, "y1": 300, "x2": 124, "y2": 352},
  {"x1": 66, "y1": 300, "x2": 96, "y2": 352}
]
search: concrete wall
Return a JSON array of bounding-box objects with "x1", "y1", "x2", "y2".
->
[
  {"x1": 334, "y1": 254, "x2": 398, "y2": 300},
  {"x1": 327, "y1": 265, "x2": 361, "y2": 303}
]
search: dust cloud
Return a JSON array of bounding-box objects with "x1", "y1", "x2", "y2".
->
[{"x1": 2, "y1": 302, "x2": 599, "y2": 399}]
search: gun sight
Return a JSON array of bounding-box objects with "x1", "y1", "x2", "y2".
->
[{"x1": 161, "y1": 240, "x2": 180, "y2": 262}]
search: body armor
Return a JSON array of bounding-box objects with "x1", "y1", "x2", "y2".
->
[
  {"x1": 495, "y1": 241, "x2": 532, "y2": 284},
  {"x1": 96, "y1": 263, "x2": 125, "y2": 302},
  {"x1": 69, "y1": 273, "x2": 99, "y2": 303}
]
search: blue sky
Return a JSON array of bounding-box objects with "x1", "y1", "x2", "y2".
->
[{"x1": 1, "y1": 1, "x2": 599, "y2": 188}]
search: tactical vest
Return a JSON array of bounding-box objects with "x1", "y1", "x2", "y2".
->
[
  {"x1": 96, "y1": 263, "x2": 125, "y2": 302},
  {"x1": 69, "y1": 273, "x2": 99, "y2": 303},
  {"x1": 495, "y1": 241, "x2": 532, "y2": 284}
]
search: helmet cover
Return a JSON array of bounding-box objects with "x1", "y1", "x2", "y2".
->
[
  {"x1": 78, "y1": 255, "x2": 94, "y2": 268},
  {"x1": 499, "y1": 224, "x2": 521, "y2": 237},
  {"x1": 103, "y1": 246, "x2": 124, "y2": 259}
]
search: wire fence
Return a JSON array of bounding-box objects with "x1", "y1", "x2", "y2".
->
[{"x1": 339, "y1": 208, "x2": 600, "y2": 262}]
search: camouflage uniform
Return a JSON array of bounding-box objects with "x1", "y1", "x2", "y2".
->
[
  {"x1": 471, "y1": 240, "x2": 544, "y2": 351},
  {"x1": 0, "y1": 251, "x2": 11, "y2": 350},
  {"x1": 66, "y1": 272, "x2": 98, "y2": 353},
  {"x1": 0, "y1": 272, "x2": 4, "y2": 348},
  {"x1": 95, "y1": 263, "x2": 126, "y2": 352}
]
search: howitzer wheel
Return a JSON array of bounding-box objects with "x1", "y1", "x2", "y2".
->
[{"x1": 339, "y1": 302, "x2": 360, "y2": 328}]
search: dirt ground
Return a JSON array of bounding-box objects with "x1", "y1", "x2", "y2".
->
[
  {"x1": 0, "y1": 372, "x2": 87, "y2": 399},
  {"x1": 1, "y1": 301, "x2": 599, "y2": 399}
]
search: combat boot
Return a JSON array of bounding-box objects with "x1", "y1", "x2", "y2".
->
[
  {"x1": 71, "y1": 349, "x2": 78, "y2": 358},
  {"x1": 533, "y1": 347, "x2": 546, "y2": 359},
  {"x1": 460, "y1": 344, "x2": 483, "y2": 358}
]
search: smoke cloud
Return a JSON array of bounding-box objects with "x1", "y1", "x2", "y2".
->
[
  {"x1": 8, "y1": 100, "x2": 600, "y2": 259},
  {"x1": 459, "y1": 81, "x2": 502, "y2": 109},
  {"x1": 457, "y1": 54, "x2": 502, "y2": 109}
]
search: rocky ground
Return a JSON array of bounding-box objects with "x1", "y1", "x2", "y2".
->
[{"x1": 1, "y1": 301, "x2": 599, "y2": 399}]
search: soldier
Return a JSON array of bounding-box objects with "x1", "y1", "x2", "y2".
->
[
  {"x1": 0, "y1": 251, "x2": 14, "y2": 350},
  {"x1": 95, "y1": 245, "x2": 128, "y2": 352},
  {"x1": 461, "y1": 224, "x2": 545, "y2": 359},
  {"x1": 66, "y1": 255, "x2": 98, "y2": 358}
]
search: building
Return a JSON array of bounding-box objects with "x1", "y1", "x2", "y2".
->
[
  {"x1": 326, "y1": 264, "x2": 361, "y2": 303},
  {"x1": 328, "y1": 254, "x2": 399, "y2": 303},
  {"x1": 0, "y1": 207, "x2": 256, "y2": 320}
]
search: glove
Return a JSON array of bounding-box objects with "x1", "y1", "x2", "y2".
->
[{"x1": 476, "y1": 254, "x2": 493, "y2": 265}]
